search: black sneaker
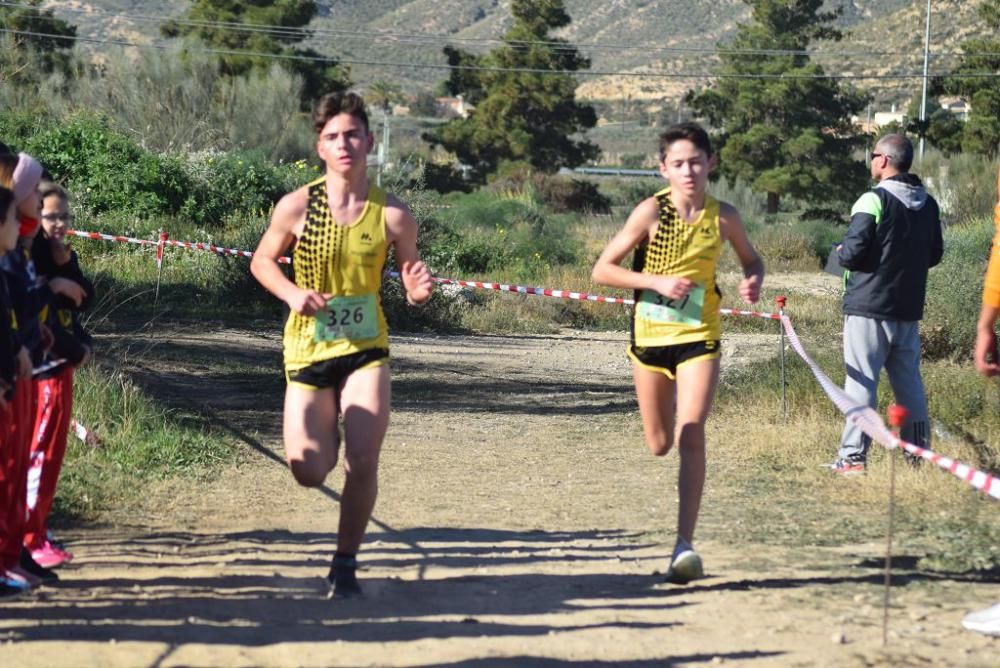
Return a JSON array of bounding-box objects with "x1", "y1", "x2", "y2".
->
[
  {"x1": 0, "y1": 581, "x2": 25, "y2": 600},
  {"x1": 20, "y1": 548, "x2": 58, "y2": 584},
  {"x1": 327, "y1": 555, "x2": 362, "y2": 599}
]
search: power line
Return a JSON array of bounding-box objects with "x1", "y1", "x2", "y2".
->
[
  {"x1": 4, "y1": 26, "x2": 1000, "y2": 81},
  {"x1": 0, "y1": 0, "x2": 991, "y2": 60}
]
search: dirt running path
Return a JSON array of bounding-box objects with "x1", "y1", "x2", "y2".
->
[{"x1": 0, "y1": 324, "x2": 997, "y2": 667}]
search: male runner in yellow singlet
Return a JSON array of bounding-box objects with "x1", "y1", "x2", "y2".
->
[
  {"x1": 592, "y1": 122, "x2": 764, "y2": 584},
  {"x1": 251, "y1": 91, "x2": 434, "y2": 598}
]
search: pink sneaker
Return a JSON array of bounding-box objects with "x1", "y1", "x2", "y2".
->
[{"x1": 31, "y1": 541, "x2": 73, "y2": 569}]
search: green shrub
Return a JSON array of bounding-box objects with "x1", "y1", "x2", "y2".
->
[
  {"x1": 922, "y1": 217, "x2": 992, "y2": 361},
  {"x1": 598, "y1": 176, "x2": 664, "y2": 207},
  {"x1": 0, "y1": 111, "x2": 316, "y2": 227},
  {"x1": 619, "y1": 153, "x2": 649, "y2": 169},
  {"x1": 181, "y1": 151, "x2": 306, "y2": 226},
  {"x1": 428, "y1": 190, "x2": 583, "y2": 279},
  {"x1": 487, "y1": 164, "x2": 611, "y2": 214},
  {"x1": 0, "y1": 112, "x2": 194, "y2": 218},
  {"x1": 710, "y1": 175, "x2": 767, "y2": 220},
  {"x1": 921, "y1": 150, "x2": 998, "y2": 226},
  {"x1": 531, "y1": 174, "x2": 611, "y2": 214}
]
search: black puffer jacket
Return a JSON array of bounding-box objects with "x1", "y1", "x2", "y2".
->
[{"x1": 837, "y1": 173, "x2": 944, "y2": 321}]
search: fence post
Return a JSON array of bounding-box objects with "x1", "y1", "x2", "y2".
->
[
  {"x1": 776, "y1": 295, "x2": 787, "y2": 419},
  {"x1": 155, "y1": 230, "x2": 168, "y2": 303},
  {"x1": 883, "y1": 403, "x2": 909, "y2": 647}
]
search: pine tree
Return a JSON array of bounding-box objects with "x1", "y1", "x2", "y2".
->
[
  {"x1": 685, "y1": 0, "x2": 869, "y2": 214},
  {"x1": 161, "y1": 0, "x2": 348, "y2": 105},
  {"x1": 425, "y1": 0, "x2": 599, "y2": 182},
  {"x1": 936, "y1": 0, "x2": 1000, "y2": 156}
]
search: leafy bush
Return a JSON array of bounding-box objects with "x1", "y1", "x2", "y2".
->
[
  {"x1": 531, "y1": 174, "x2": 611, "y2": 214},
  {"x1": 181, "y1": 151, "x2": 307, "y2": 226},
  {"x1": 619, "y1": 153, "x2": 649, "y2": 169},
  {"x1": 487, "y1": 163, "x2": 610, "y2": 213},
  {"x1": 428, "y1": 190, "x2": 582, "y2": 277},
  {"x1": 922, "y1": 217, "x2": 993, "y2": 360},
  {"x1": 56, "y1": 45, "x2": 225, "y2": 154},
  {"x1": 598, "y1": 176, "x2": 665, "y2": 207},
  {"x1": 419, "y1": 162, "x2": 473, "y2": 194},
  {"x1": 1, "y1": 112, "x2": 194, "y2": 217},
  {"x1": 38, "y1": 44, "x2": 315, "y2": 162},
  {"x1": 0, "y1": 111, "x2": 314, "y2": 227},
  {"x1": 920, "y1": 150, "x2": 999, "y2": 225}
]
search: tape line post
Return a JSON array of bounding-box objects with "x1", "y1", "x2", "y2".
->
[{"x1": 67, "y1": 227, "x2": 1000, "y2": 499}]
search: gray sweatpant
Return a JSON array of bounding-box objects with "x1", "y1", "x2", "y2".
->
[{"x1": 838, "y1": 315, "x2": 930, "y2": 461}]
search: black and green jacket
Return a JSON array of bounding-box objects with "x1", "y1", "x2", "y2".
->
[{"x1": 837, "y1": 173, "x2": 943, "y2": 321}]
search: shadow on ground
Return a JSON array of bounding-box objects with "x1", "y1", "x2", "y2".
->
[{"x1": 1, "y1": 527, "x2": 675, "y2": 648}]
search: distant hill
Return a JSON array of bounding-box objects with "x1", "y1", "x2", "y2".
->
[{"x1": 43, "y1": 0, "x2": 987, "y2": 108}]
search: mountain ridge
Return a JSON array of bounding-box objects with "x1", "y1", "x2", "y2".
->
[{"x1": 39, "y1": 0, "x2": 985, "y2": 107}]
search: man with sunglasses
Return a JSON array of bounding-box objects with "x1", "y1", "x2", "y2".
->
[{"x1": 829, "y1": 134, "x2": 943, "y2": 474}]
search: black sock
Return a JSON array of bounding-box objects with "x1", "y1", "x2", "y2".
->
[{"x1": 332, "y1": 552, "x2": 357, "y2": 569}]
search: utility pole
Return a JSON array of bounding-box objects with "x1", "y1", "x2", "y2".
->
[
  {"x1": 377, "y1": 106, "x2": 390, "y2": 187},
  {"x1": 866, "y1": 102, "x2": 873, "y2": 162},
  {"x1": 918, "y1": 0, "x2": 932, "y2": 161}
]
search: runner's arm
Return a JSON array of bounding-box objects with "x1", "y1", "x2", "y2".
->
[
  {"x1": 976, "y1": 176, "x2": 1000, "y2": 376},
  {"x1": 720, "y1": 202, "x2": 764, "y2": 304},
  {"x1": 591, "y1": 197, "x2": 694, "y2": 299},
  {"x1": 250, "y1": 190, "x2": 326, "y2": 316},
  {"x1": 975, "y1": 302, "x2": 1000, "y2": 376},
  {"x1": 385, "y1": 196, "x2": 433, "y2": 305}
]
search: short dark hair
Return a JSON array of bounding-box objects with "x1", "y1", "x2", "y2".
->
[
  {"x1": 0, "y1": 186, "x2": 15, "y2": 222},
  {"x1": 39, "y1": 179, "x2": 69, "y2": 203},
  {"x1": 658, "y1": 122, "x2": 713, "y2": 161},
  {"x1": 312, "y1": 91, "x2": 370, "y2": 135},
  {"x1": 875, "y1": 134, "x2": 913, "y2": 172}
]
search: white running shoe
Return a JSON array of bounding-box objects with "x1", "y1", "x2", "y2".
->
[
  {"x1": 665, "y1": 549, "x2": 704, "y2": 584},
  {"x1": 962, "y1": 602, "x2": 1000, "y2": 635}
]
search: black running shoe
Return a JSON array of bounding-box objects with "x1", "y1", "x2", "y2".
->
[
  {"x1": 20, "y1": 548, "x2": 58, "y2": 584},
  {"x1": 0, "y1": 581, "x2": 25, "y2": 600},
  {"x1": 327, "y1": 555, "x2": 362, "y2": 599}
]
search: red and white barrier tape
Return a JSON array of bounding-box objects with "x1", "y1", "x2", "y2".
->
[
  {"x1": 64, "y1": 226, "x2": 1000, "y2": 497},
  {"x1": 391, "y1": 273, "x2": 785, "y2": 317},
  {"x1": 386, "y1": 271, "x2": 634, "y2": 305},
  {"x1": 780, "y1": 315, "x2": 1000, "y2": 500},
  {"x1": 719, "y1": 307, "x2": 781, "y2": 321},
  {"x1": 68, "y1": 229, "x2": 158, "y2": 248},
  {"x1": 71, "y1": 228, "x2": 788, "y2": 314},
  {"x1": 68, "y1": 229, "x2": 292, "y2": 264}
]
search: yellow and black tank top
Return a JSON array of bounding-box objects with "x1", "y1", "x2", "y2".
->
[
  {"x1": 631, "y1": 187, "x2": 722, "y2": 347},
  {"x1": 283, "y1": 178, "x2": 389, "y2": 370}
]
